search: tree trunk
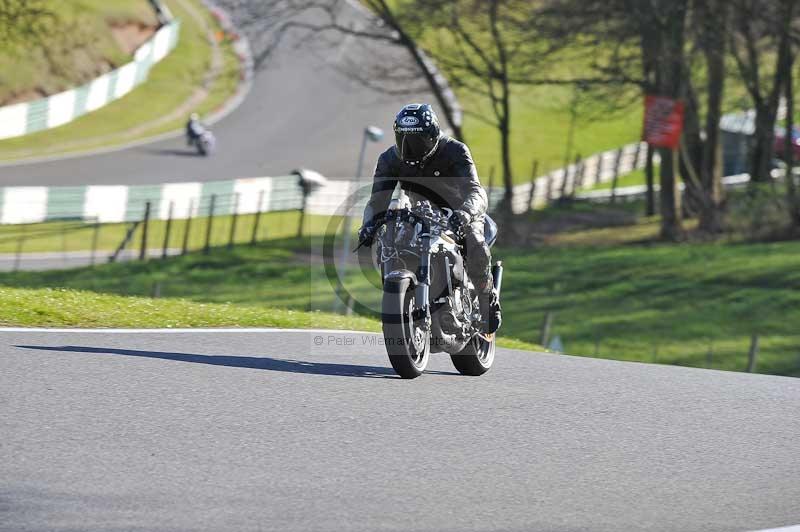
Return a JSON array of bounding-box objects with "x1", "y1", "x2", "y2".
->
[
  {"x1": 679, "y1": 81, "x2": 704, "y2": 219},
  {"x1": 698, "y1": 2, "x2": 726, "y2": 233},
  {"x1": 783, "y1": 7, "x2": 800, "y2": 225},
  {"x1": 655, "y1": 0, "x2": 688, "y2": 240},
  {"x1": 659, "y1": 147, "x2": 683, "y2": 240},
  {"x1": 499, "y1": 87, "x2": 514, "y2": 208},
  {"x1": 751, "y1": 105, "x2": 778, "y2": 183},
  {"x1": 645, "y1": 143, "x2": 656, "y2": 216},
  {"x1": 785, "y1": 66, "x2": 798, "y2": 223}
]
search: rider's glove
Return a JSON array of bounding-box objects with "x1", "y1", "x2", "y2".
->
[
  {"x1": 357, "y1": 222, "x2": 377, "y2": 248},
  {"x1": 450, "y1": 209, "x2": 472, "y2": 236}
]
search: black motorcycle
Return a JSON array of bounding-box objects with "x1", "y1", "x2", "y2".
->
[{"x1": 361, "y1": 196, "x2": 503, "y2": 379}]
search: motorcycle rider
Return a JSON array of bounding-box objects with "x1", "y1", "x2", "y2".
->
[
  {"x1": 358, "y1": 103, "x2": 501, "y2": 333},
  {"x1": 186, "y1": 113, "x2": 204, "y2": 146}
]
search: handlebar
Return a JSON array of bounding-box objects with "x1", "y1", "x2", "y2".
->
[{"x1": 355, "y1": 207, "x2": 461, "y2": 251}]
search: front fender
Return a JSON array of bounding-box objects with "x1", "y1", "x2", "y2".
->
[{"x1": 384, "y1": 269, "x2": 418, "y2": 288}]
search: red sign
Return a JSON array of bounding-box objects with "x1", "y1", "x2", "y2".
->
[{"x1": 643, "y1": 95, "x2": 685, "y2": 149}]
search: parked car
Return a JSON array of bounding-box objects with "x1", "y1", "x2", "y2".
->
[{"x1": 773, "y1": 125, "x2": 800, "y2": 161}]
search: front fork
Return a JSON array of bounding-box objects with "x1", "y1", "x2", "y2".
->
[{"x1": 414, "y1": 230, "x2": 432, "y2": 324}]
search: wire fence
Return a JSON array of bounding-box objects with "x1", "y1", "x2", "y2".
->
[{"x1": 0, "y1": 201, "x2": 336, "y2": 272}]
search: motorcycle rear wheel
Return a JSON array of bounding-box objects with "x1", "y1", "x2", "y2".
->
[
  {"x1": 382, "y1": 277, "x2": 430, "y2": 379},
  {"x1": 450, "y1": 333, "x2": 495, "y2": 376}
]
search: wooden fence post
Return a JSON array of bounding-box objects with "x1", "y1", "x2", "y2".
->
[
  {"x1": 204, "y1": 194, "x2": 216, "y2": 255},
  {"x1": 251, "y1": 189, "x2": 265, "y2": 245},
  {"x1": 528, "y1": 160, "x2": 539, "y2": 212},
  {"x1": 595, "y1": 151, "x2": 604, "y2": 184},
  {"x1": 540, "y1": 311, "x2": 554, "y2": 347},
  {"x1": 139, "y1": 201, "x2": 151, "y2": 261},
  {"x1": 747, "y1": 334, "x2": 760, "y2": 372},
  {"x1": 633, "y1": 142, "x2": 643, "y2": 169},
  {"x1": 572, "y1": 153, "x2": 582, "y2": 196},
  {"x1": 228, "y1": 193, "x2": 240, "y2": 249},
  {"x1": 162, "y1": 201, "x2": 174, "y2": 259},
  {"x1": 610, "y1": 147, "x2": 624, "y2": 204},
  {"x1": 90, "y1": 222, "x2": 100, "y2": 265},
  {"x1": 182, "y1": 199, "x2": 194, "y2": 255}
]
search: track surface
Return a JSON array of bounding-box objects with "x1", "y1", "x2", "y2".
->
[
  {"x1": 2, "y1": 328, "x2": 799, "y2": 532},
  {"x1": 0, "y1": 1, "x2": 428, "y2": 186}
]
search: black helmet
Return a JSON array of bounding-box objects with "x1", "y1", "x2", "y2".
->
[{"x1": 393, "y1": 103, "x2": 440, "y2": 164}]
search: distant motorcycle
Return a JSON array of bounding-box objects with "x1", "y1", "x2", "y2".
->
[
  {"x1": 359, "y1": 192, "x2": 503, "y2": 379},
  {"x1": 190, "y1": 130, "x2": 215, "y2": 156}
]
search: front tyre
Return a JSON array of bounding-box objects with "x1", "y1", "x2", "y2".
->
[
  {"x1": 450, "y1": 333, "x2": 495, "y2": 376},
  {"x1": 382, "y1": 277, "x2": 429, "y2": 379}
]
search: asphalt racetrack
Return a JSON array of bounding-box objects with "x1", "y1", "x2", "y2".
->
[
  {"x1": 0, "y1": 1, "x2": 431, "y2": 186},
  {"x1": 2, "y1": 328, "x2": 799, "y2": 532}
]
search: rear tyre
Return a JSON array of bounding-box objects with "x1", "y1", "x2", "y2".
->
[
  {"x1": 450, "y1": 333, "x2": 495, "y2": 376},
  {"x1": 382, "y1": 277, "x2": 429, "y2": 379}
]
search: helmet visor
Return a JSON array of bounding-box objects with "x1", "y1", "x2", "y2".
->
[{"x1": 396, "y1": 133, "x2": 436, "y2": 162}]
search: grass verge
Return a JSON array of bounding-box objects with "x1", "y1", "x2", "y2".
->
[
  {"x1": 0, "y1": 0, "x2": 241, "y2": 161},
  {"x1": 0, "y1": 236, "x2": 542, "y2": 352},
  {"x1": 1, "y1": 227, "x2": 797, "y2": 374},
  {"x1": 0, "y1": 285, "x2": 378, "y2": 331}
]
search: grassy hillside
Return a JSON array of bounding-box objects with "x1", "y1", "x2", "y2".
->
[
  {"x1": 0, "y1": 0, "x2": 159, "y2": 104},
  {"x1": 1, "y1": 227, "x2": 798, "y2": 376},
  {"x1": 0, "y1": 0, "x2": 241, "y2": 160},
  {"x1": 463, "y1": 85, "x2": 643, "y2": 185},
  {"x1": 0, "y1": 285, "x2": 379, "y2": 331}
]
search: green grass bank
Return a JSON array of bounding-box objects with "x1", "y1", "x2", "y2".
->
[
  {"x1": 1, "y1": 227, "x2": 797, "y2": 375},
  {"x1": 0, "y1": 0, "x2": 241, "y2": 161}
]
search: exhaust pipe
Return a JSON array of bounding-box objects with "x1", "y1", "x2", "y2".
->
[{"x1": 492, "y1": 260, "x2": 503, "y2": 295}]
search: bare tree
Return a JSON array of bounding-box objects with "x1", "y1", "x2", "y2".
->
[
  {"x1": 419, "y1": 0, "x2": 550, "y2": 209},
  {"x1": 729, "y1": 0, "x2": 795, "y2": 183},
  {"x1": 779, "y1": 1, "x2": 800, "y2": 226},
  {"x1": 536, "y1": 0, "x2": 687, "y2": 240},
  {"x1": 678, "y1": 0, "x2": 729, "y2": 233},
  {"x1": 223, "y1": 0, "x2": 465, "y2": 140}
]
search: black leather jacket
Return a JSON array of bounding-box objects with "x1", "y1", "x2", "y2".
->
[{"x1": 362, "y1": 136, "x2": 488, "y2": 225}]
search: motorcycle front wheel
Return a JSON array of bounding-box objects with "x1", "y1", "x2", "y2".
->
[
  {"x1": 450, "y1": 333, "x2": 495, "y2": 376},
  {"x1": 382, "y1": 277, "x2": 430, "y2": 379}
]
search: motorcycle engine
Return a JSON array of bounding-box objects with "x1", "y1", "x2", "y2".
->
[{"x1": 438, "y1": 286, "x2": 472, "y2": 336}]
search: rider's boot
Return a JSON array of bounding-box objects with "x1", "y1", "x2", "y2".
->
[{"x1": 477, "y1": 280, "x2": 502, "y2": 334}]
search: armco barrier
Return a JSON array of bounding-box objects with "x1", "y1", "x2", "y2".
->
[
  {"x1": 0, "y1": 144, "x2": 650, "y2": 225},
  {"x1": 0, "y1": 175, "x2": 376, "y2": 226},
  {"x1": 0, "y1": 20, "x2": 181, "y2": 141},
  {"x1": 486, "y1": 142, "x2": 649, "y2": 214}
]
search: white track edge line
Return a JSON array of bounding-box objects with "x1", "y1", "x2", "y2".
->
[
  {"x1": 752, "y1": 526, "x2": 800, "y2": 532},
  {"x1": 0, "y1": 327, "x2": 378, "y2": 334}
]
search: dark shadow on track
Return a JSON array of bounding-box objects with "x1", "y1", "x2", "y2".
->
[
  {"x1": 140, "y1": 148, "x2": 205, "y2": 158},
  {"x1": 16, "y1": 345, "x2": 459, "y2": 378}
]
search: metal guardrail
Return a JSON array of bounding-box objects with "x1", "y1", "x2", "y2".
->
[
  {"x1": 0, "y1": 143, "x2": 651, "y2": 226},
  {"x1": 575, "y1": 173, "x2": 752, "y2": 202},
  {"x1": 483, "y1": 142, "x2": 650, "y2": 214}
]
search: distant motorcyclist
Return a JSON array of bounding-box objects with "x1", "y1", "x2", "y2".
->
[
  {"x1": 358, "y1": 103, "x2": 501, "y2": 333},
  {"x1": 186, "y1": 113, "x2": 205, "y2": 145}
]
